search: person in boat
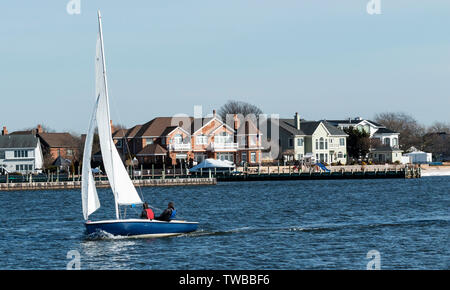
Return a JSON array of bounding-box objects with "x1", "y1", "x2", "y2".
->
[
  {"x1": 155, "y1": 201, "x2": 176, "y2": 221},
  {"x1": 140, "y1": 202, "x2": 154, "y2": 220}
]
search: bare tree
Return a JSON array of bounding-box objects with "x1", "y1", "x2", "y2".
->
[
  {"x1": 218, "y1": 100, "x2": 263, "y2": 121},
  {"x1": 374, "y1": 112, "x2": 425, "y2": 150},
  {"x1": 423, "y1": 122, "x2": 450, "y2": 161}
]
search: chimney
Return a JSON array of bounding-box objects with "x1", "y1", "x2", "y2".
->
[
  {"x1": 2, "y1": 126, "x2": 8, "y2": 136},
  {"x1": 213, "y1": 110, "x2": 216, "y2": 118},
  {"x1": 233, "y1": 114, "x2": 240, "y2": 130},
  {"x1": 37, "y1": 124, "x2": 43, "y2": 134},
  {"x1": 295, "y1": 112, "x2": 300, "y2": 130},
  {"x1": 110, "y1": 120, "x2": 116, "y2": 134}
]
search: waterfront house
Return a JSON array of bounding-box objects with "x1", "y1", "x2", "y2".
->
[
  {"x1": 112, "y1": 110, "x2": 263, "y2": 167},
  {"x1": 325, "y1": 117, "x2": 400, "y2": 148},
  {"x1": 9, "y1": 125, "x2": 81, "y2": 166},
  {"x1": 0, "y1": 130, "x2": 44, "y2": 174},
  {"x1": 267, "y1": 113, "x2": 348, "y2": 165},
  {"x1": 326, "y1": 118, "x2": 402, "y2": 163},
  {"x1": 368, "y1": 146, "x2": 403, "y2": 163}
]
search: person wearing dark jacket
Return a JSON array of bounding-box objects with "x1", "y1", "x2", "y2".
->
[{"x1": 155, "y1": 202, "x2": 176, "y2": 221}]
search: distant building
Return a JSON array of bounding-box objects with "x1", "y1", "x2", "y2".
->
[
  {"x1": 0, "y1": 130, "x2": 44, "y2": 174},
  {"x1": 267, "y1": 113, "x2": 348, "y2": 164},
  {"x1": 326, "y1": 117, "x2": 402, "y2": 163},
  {"x1": 402, "y1": 148, "x2": 433, "y2": 164},
  {"x1": 326, "y1": 117, "x2": 400, "y2": 148},
  {"x1": 368, "y1": 146, "x2": 403, "y2": 164},
  {"x1": 112, "y1": 110, "x2": 263, "y2": 167},
  {"x1": 7, "y1": 125, "x2": 81, "y2": 166}
]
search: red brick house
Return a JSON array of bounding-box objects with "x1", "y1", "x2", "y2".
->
[{"x1": 113, "y1": 110, "x2": 263, "y2": 167}]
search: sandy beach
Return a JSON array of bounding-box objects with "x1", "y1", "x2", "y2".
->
[{"x1": 420, "y1": 165, "x2": 450, "y2": 177}]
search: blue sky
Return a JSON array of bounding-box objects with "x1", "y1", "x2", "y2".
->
[{"x1": 1, "y1": 0, "x2": 449, "y2": 134}]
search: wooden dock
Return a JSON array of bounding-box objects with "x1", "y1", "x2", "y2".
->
[
  {"x1": 0, "y1": 177, "x2": 216, "y2": 191},
  {"x1": 208, "y1": 166, "x2": 421, "y2": 182}
]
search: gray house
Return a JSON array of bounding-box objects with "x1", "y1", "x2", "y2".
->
[{"x1": 0, "y1": 134, "x2": 44, "y2": 174}]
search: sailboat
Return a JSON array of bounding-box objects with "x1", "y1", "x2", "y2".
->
[{"x1": 82, "y1": 11, "x2": 198, "y2": 238}]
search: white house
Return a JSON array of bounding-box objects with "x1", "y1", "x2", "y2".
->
[
  {"x1": 0, "y1": 134, "x2": 44, "y2": 174},
  {"x1": 326, "y1": 117, "x2": 400, "y2": 148},
  {"x1": 403, "y1": 150, "x2": 433, "y2": 164}
]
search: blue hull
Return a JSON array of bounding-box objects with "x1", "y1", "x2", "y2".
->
[{"x1": 85, "y1": 219, "x2": 198, "y2": 237}]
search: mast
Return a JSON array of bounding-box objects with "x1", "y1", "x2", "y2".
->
[{"x1": 97, "y1": 10, "x2": 119, "y2": 220}]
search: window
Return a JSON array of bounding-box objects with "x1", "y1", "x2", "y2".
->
[
  {"x1": 143, "y1": 138, "x2": 153, "y2": 146},
  {"x1": 340, "y1": 138, "x2": 345, "y2": 146},
  {"x1": 325, "y1": 139, "x2": 328, "y2": 150},
  {"x1": 297, "y1": 138, "x2": 303, "y2": 146},
  {"x1": 319, "y1": 138, "x2": 324, "y2": 150},
  {"x1": 116, "y1": 139, "x2": 123, "y2": 148},
  {"x1": 215, "y1": 132, "x2": 232, "y2": 144},
  {"x1": 289, "y1": 139, "x2": 293, "y2": 147},
  {"x1": 384, "y1": 138, "x2": 390, "y2": 146},
  {"x1": 249, "y1": 136, "x2": 257, "y2": 146},
  {"x1": 14, "y1": 150, "x2": 28, "y2": 158},
  {"x1": 0, "y1": 150, "x2": 4, "y2": 159},
  {"x1": 241, "y1": 152, "x2": 247, "y2": 163},
  {"x1": 315, "y1": 139, "x2": 319, "y2": 150},
  {"x1": 196, "y1": 135, "x2": 208, "y2": 145},
  {"x1": 67, "y1": 149, "x2": 73, "y2": 156},
  {"x1": 16, "y1": 165, "x2": 19, "y2": 171},
  {"x1": 392, "y1": 138, "x2": 398, "y2": 146},
  {"x1": 250, "y1": 152, "x2": 256, "y2": 163},
  {"x1": 338, "y1": 152, "x2": 343, "y2": 158},
  {"x1": 173, "y1": 134, "x2": 183, "y2": 144}
]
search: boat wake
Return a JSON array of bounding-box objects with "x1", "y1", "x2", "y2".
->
[
  {"x1": 177, "y1": 217, "x2": 449, "y2": 238},
  {"x1": 85, "y1": 230, "x2": 130, "y2": 241},
  {"x1": 83, "y1": 217, "x2": 449, "y2": 240}
]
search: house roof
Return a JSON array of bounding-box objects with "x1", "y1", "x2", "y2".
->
[
  {"x1": 370, "y1": 145, "x2": 403, "y2": 152},
  {"x1": 133, "y1": 117, "x2": 193, "y2": 137},
  {"x1": 278, "y1": 119, "x2": 347, "y2": 136},
  {"x1": 38, "y1": 133, "x2": 79, "y2": 148},
  {"x1": 53, "y1": 156, "x2": 72, "y2": 166},
  {"x1": 0, "y1": 135, "x2": 39, "y2": 149},
  {"x1": 278, "y1": 119, "x2": 305, "y2": 136},
  {"x1": 112, "y1": 128, "x2": 128, "y2": 138},
  {"x1": 374, "y1": 127, "x2": 399, "y2": 134},
  {"x1": 326, "y1": 119, "x2": 384, "y2": 127},
  {"x1": 10, "y1": 130, "x2": 34, "y2": 135},
  {"x1": 136, "y1": 144, "x2": 168, "y2": 156}
]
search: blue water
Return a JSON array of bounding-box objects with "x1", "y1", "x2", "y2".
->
[{"x1": 0, "y1": 177, "x2": 448, "y2": 269}]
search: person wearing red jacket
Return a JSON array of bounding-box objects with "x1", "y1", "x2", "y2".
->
[{"x1": 140, "y1": 202, "x2": 154, "y2": 220}]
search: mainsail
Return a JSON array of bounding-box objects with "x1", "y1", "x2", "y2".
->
[{"x1": 95, "y1": 11, "x2": 142, "y2": 214}]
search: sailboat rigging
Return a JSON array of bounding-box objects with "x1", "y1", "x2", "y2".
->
[{"x1": 82, "y1": 11, "x2": 198, "y2": 237}]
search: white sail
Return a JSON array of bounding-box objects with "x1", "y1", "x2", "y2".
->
[
  {"x1": 95, "y1": 11, "x2": 143, "y2": 212},
  {"x1": 81, "y1": 96, "x2": 101, "y2": 220}
]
